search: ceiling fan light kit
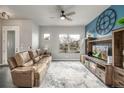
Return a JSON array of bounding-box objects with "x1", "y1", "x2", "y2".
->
[
  {"x1": 60, "y1": 10, "x2": 66, "y2": 20},
  {"x1": 60, "y1": 10, "x2": 75, "y2": 21},
  {"x1": 60, "y1": 16, "x2": 65, "y2": 20},
  {"x1": 49, "y1": 6, "x2": 76, "y2": 21}
]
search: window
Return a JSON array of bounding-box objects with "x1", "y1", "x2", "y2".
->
[
  {"x1": 44, "y1": 34, "x2": 50, "y2": 40},
  {"x1": 59, "y1": 34, "x2": 80, "y2": 53}
]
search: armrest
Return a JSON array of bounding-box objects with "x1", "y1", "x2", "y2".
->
[{"x1": 11, "y1": 66, "x2": 35, "y2": 87}]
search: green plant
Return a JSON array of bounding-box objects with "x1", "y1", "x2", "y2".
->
[
  {"x1": 116, "y1": 17, "x2": 124, "y2": 26},
  {"x1": 92, "y1": 51, "x2": 101, "y2": 59}
]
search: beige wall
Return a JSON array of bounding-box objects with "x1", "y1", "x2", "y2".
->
[
  {"x1": 0, "y1": 20, "x2": 2, "y2": 63},
  {"x1": 32, "y1": 23, "x2": 40, "y2": 49}
]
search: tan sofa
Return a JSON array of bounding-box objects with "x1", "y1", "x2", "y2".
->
[{"x1": 7, "y1": 49, "x2": 52, "y2": 87}]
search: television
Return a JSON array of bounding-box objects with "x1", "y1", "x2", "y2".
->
[{"x1": 92, "y1": 45, "x2": 112, "y2": 61}]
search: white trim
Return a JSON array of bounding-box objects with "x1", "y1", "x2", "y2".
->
[
  {"x1": 2, "y1": 26, "x2": 20, "y2": 65},
  {"x1": 0, "y1": 64, "x2": 8, "y2": 67}
]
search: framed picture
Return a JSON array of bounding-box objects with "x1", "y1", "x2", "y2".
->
[{"x1": 44, "y1": 34, "x2": 50, "y2": 40}]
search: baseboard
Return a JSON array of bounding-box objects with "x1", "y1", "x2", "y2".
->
[
  {"x1": 53, "y1": 59, "x2": 80, "y2": 61},
  {"x1": 0, "y1": 64, "x2": 8, "y2": 67}
]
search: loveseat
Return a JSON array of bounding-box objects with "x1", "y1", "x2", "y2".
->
[{"x1": 7, "y1": 49, "x2": 52, "y2": 87}]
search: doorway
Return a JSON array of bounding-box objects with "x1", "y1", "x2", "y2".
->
[
  {"x1": 7, "y1": 31, "x2": 15, "y2": 58},
  {"x1": 2, "y1": 26, "x2": 20, "y2": 65}
]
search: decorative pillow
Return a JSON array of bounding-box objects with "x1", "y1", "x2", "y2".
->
[
  {"x1": 36, "y1": 49, "x2": 42, "y2": 56},
  {"x1": 39, "y1": 55, "x2": 44, "y2": 59},
  {"x1": 15, "y1": 52, "x2": 31, "y2": 67},
  {"x1": 28, "y1": 50, "x2": 38, "y2": 59},
  {"x1": 22, "y1": 52, "x2": 31, "y2": 62}
]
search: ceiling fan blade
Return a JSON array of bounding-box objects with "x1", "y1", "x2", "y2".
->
[
  {"x1": 65, "y1": 16, "x2": 72, "y2": 21},
  {"x1": 65, "y1": 11, "x2": 75, "y2": 16},
  {"x1": 56, "y1": 5, "x2": 64, "y2": 17}
]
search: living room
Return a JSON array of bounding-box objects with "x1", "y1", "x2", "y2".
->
[{"x1": 0, "y1": 1, "x2": 124, "y2": 91}]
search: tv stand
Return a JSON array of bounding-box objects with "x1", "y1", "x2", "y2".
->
[{"x1": 81, "y1": 55, "x2": 112, "y2": 86}]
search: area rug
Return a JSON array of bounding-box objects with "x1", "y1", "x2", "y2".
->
[{"x1": 41, "y1": 61, "x2": 107, "y2": 88}]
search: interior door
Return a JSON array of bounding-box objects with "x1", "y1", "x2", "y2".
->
[
  {"x1": 7, "y1": 31, "x2": 15, "y2": 58},
  {"x1": 2, "y1": 26, "x2": 20, "y2": 65}
]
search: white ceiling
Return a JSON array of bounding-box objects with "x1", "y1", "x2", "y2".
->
[{"x1": 0, "y1": 5, "x2": 110, "y2": 26}]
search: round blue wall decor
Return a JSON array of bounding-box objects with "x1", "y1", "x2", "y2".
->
[{"x1": 96, "y1": 9, "x2": 116, "y2": 35}]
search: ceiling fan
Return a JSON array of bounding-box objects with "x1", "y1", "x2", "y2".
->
[
  {"x1": 60, "y1": 10, "x2": 75, "y2": 21},
  {"x1": 50, "y1": 6, "x2": 76, "y2": 21}
]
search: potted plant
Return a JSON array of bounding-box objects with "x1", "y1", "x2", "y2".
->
[{"x1": 116, "y1": 17, "x2": 124, "y2": 26}]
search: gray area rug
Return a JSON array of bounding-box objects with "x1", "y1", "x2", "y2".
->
[{"x1": 41, "y1": 61, "x2": 107, "y2": 88}]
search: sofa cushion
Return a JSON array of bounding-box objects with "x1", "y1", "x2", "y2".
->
[
  {"x1": 28, "y1": 50, "x2": 38, "y2": 59},
  {"x1": 15, "y1": 53, "x2": 24, "y2": 66},
  {"x1": 36, "y1": 49, "x2": 42, "y2": 56},
  {"x1": 34, "y1": 63, "x2": 47, "y2": 79},
  {"x1": 15, "y1": 52, "x2": 31, "y2": 66},
  {"x1": 28, "y1": 50, "x2": 42, "y2": 63},
  {"x1": 39, "y1": 55, "x2": 43, "y2": 59},
  {"x1": 33, "y1": 62, "x2": 46, "y2": 69},
  {"x1": 39, "y1": 57, "x2": 50, "y2": 64},
  {"x1": 23, "y1": 60, "x2": 34, "y2": 67},
  {"x1": 8, "y1": 57, "x2": 17, "y2": 70},
  {"x1": 34, "y1": 64, "x2": 47, "y2": 87},
  {"x1": 12, "y1": 66, "x2": 34, "y2": 72},
  {"x1": 23, "y1": 52, "x2": 31, "y2": 62}
]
